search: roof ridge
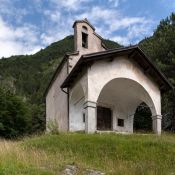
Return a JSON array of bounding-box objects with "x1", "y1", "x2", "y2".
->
[
  {"x1": 82, "y1": 45, "x2": 138, "y2": 58},
  {"x1": 61, "y1": 46, "x2": 173, "y2": 91},
  {"x1": 72, "y1": 19, "x2": 95, "y2": 31}
]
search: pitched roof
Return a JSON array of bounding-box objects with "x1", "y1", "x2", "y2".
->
[
  {"x1": 43, "y1": 51, "x2": 79, "y2": 97},
  {"x1": 61, "y1": 45, "x2": 173, "y2": 92}
]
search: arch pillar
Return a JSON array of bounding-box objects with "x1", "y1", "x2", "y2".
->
[
  {"x1": 69, "y1": 83, "x2": 85, "y2": 131},
  {"x1": 152, "y1": 115, "x2": 162, "y2": 135},
  {"x1": 128, "y1": 115, "x2": 135, "y2": 133},
  {"x1": 83, "y1": 101, "x2": 97, "y2": 133}
]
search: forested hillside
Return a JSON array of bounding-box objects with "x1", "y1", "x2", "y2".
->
[
  {"x1": 0, "y1": 35, "x2": 120, "y2": 138},
  {"x1": 1, "y1": 13, "x2": 175, "y2": 138},
  {"x1": 139, "y1": 13, "x2": 175, "y2": 130}
]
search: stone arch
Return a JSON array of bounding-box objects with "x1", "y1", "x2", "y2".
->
[
  {"x1": 133, "y1": 102, "x2": 152, "y2": 132},
  {"x1": 82, "y1": 25, "x2": 88, "y2": 32},
  {"x1": 87, "y1": 58, "x2": 161, "y2": 116},
  {"x1": 84, "y1": 57, "x2": 162, "y2": 134},
  {"x1": 96, "y1": 78, "x2": 157, "y2": 132},
  {"x1": 96, "y1": 78, "x2": 157, "y2": 115},
  {"x1": 69, "y1": 83, "x2": 85, "y2": 131}
]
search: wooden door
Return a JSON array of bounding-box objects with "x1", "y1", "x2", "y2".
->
[{"x1": 97, "y1": 106, "x2": 112, "y2": 130}]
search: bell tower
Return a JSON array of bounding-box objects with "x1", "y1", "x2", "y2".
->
[{"x1": 73, "y1": 18, "x2": 104, "y2": 55}]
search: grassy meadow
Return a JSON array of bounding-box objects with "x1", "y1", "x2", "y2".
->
[{"x1": 0, "y1": 133, "x2": 175, "y2": 175}]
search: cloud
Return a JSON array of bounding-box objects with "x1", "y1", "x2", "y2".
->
[
  {"x1": 75, "y1": 5, "x2": 153, "y2": 45},
  {"x1": 109, "y1": 20, "x2": 153, "y2": 45},
  {"x1": 0, "y1": 17, "x2": 43, "y2": 58},
  {"x1": 50, "y1": 0, "x2": 88, "y2": 11},
  {"x1": 0, "y1": 0, "x2": 156, "y2": 57},
  {"x1": 44, "y1": 10, "x2": 61, "y2": 23},
  {"x1": 0, "y1": 0, "x2": 28, "y2": 23},
  {"x1": 40, "y1": 30, "x2": 71, "y2": 45},
  {"x1": 110, "y1": 36, "x2": 130, "y2": 45},
  {"x1": 77, "y1": 6, "x2": 118, "y2": 22},
  {"x1": 108, "y1": 17, "x2": 153, "y2": 45},
  {"x1": 108, "y1": 0, "x2": 126, "y2": 7},
  {"x1": 108, "y1": 17, "x2": 147, "y2": 31}
]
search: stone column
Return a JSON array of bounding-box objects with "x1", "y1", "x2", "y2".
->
[
  {"x1": 83, "y1": 101, "x2": 97, "y2": 133},
  {"x1": 152, "y1": 115, "x2": 162, "y2": 135},
  {"x1": 128, "y1": 115, "x2": 134, "y2": 133}
]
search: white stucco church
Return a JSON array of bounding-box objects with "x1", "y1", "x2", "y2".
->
[{"x1": 45, "y1": 19, "x2": 172, "y2": 135}]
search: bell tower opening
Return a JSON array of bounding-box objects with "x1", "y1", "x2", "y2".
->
[{"x1": 82, "y1": 26, "x2": 88, "y2": 48}]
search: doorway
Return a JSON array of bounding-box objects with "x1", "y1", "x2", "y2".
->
[
  {"x1": 134, "y1": 102, "x2": 152, "y2": 133},
  {"x1": 97, "y1": 106, "x2": 112, "y2": 130}
]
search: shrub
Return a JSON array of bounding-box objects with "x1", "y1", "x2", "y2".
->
[
  {"x1": 0, "y1": 88, "x2": 31, "y2": 138},
  {"x1": 47, "y1": 119, "x2": 59, "y2": 134}
]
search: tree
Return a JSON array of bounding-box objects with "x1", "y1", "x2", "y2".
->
[
  {"x1": 0, "y1": 88, "x2": 31, "y2": 138},
  {"x1": 139, "y1": 13, "x2": 175, "y2": 130}
]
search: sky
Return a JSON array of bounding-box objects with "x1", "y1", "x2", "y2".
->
[{"x1": 0, "y1": 0, "x2": 174, "y2": 58}]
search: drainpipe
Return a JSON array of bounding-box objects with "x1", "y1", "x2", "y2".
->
[{"x1": 61, "y1": 87, "x2": 69, "y2": 132}]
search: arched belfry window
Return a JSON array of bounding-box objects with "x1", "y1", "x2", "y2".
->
[{"x1": 82, "y1": 26, "x2": 88, "y2": 48}]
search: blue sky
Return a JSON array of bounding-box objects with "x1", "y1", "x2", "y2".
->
[{"x1": 0, "y1": 0, "x2": 174, "y2": 58}]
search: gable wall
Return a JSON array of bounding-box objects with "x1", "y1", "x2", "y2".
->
[
  {"x1": 86, "y1": 56, "x2": 161, "y2": 115},
  {"x1": 46, "y1": 61, "x2": 68, "y2": 131}
]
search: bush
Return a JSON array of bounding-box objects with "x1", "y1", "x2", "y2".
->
[
  {"x1": 47, "y1": 119, "x2": 59, "y2": 134},
  {"x1": 0, "y1": 88, "x2": 31, "y2": 138}
]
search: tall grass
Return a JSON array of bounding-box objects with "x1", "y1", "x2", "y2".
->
[
  {"x1": 0, "y1": 133, "x2": 175, "y2": 174},
  {"x1": 0, "y1": 139, "x2": 54, "y2": 174}
]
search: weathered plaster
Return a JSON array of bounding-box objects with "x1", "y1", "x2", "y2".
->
[
  {"x1": 87, "y1": 57, "x2": 161, "y2": 116},
  {"x1": 72, "y1": 56, "x2": 162, "y2": 134},
  {"x1": 69, "y1": 83, "x2": 85, "y2": 131},
  {"x1": 46, "y1": 61, "x2": 68, "y2": 131}
]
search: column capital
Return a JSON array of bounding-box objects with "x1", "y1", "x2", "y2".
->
[
  {"x1": 152, "y1": 115, "x2": 162, "y2": 120},
  {"x1": 83, "y1": 101, "x2": 97, "y2": 109}
]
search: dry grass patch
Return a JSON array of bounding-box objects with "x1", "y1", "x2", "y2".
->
[{"x1": 0, "y1": 133, "x2": 175, "y2": 174}]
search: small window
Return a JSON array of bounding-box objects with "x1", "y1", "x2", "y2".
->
[
  {"x1": 83, "y1": 113, "x2": 85, "y2": 123},
  {"x1": 118, "y1": 119, "x2": 124, "y2": 127},
  {"x1": 82, "y1": 32, "x2": 88, "y2": 48}
]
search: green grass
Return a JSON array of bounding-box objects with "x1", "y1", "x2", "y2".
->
[{"x1": 0, "y1": 133, "x2": 175, "y2": 174}]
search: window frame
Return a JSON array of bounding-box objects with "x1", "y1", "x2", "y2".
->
[
  {"x1": 83, "y1": 113, "x2": 85, "y2": 123},
  {"x1": 118, "y1": 118, "x2": 124, "y2": 127}
]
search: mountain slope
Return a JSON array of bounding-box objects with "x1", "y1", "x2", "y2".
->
[
  {"x1": 139, "y1": 13, "x2": 175, "y2": 130},
  {"x1": 0, "y1": 36, "x2": 121, "y2": 134},
  {"x1": 0, "y1": 35, "x2": 121, "y2": 103},
  {"x1": 1, "y1": 12, "x2": 175, "y2": 135}
]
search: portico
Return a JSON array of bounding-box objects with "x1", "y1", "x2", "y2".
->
[{"x1": 64, "y1": 48, "x2": 170, "y2": 135}]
